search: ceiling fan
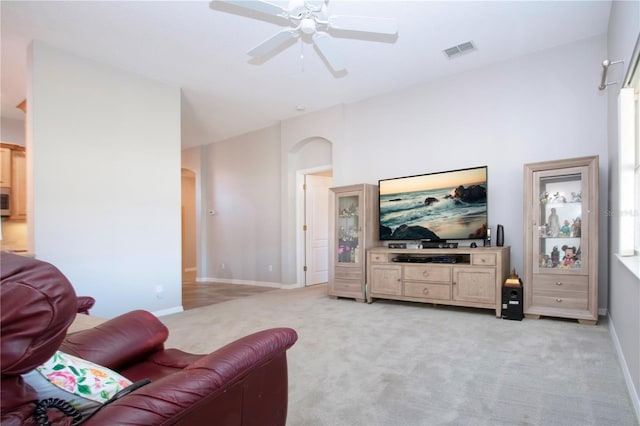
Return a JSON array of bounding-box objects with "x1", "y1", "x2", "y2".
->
[{"x1": 210, "y1": 0, "x2": 398, "y2": 72}]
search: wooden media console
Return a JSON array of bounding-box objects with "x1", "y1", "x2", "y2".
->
[{"x1": 366, "y1": 246, "x2": 511, "y2": 317}]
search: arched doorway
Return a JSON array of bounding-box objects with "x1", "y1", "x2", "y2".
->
[
  {"x1": 181, "y1": 168, "x2": 197, "y2": 282},
  {"x1": 289, "y1": 137, "x2": 333, "y2": 286}
]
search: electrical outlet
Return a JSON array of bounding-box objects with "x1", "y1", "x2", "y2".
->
[
  {"x1": 155, "y1": 285, "x2": 164, "y2": 299},
  {"x1": 221, "y1": 263, "x2": 225, "y2": 270},
  {"x1": 268, "y1": 265, "x2": 273, "y2": 271}
]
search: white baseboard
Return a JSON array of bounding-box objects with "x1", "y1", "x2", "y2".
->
[
  {"x1": 608, "y1": 314, "x2": 640, "y2": 422},
  {"x1": 152, "y1": 306, "x2": 184, "y2": 317},
  {"x1": 281, "y1": 282, "x2": 303, "y2": 289}
]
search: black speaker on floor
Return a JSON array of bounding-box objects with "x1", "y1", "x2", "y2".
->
[
  {"x1": 496, "y1": 224, "x2": 504, "y2": 247},
  {"x1": 502, "y1": 285, "x2": 523, "y2": 321}
]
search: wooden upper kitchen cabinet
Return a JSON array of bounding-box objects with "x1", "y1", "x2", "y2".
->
[{"x1": 0, "y1": 147, "x2": 11, "y2": 187}]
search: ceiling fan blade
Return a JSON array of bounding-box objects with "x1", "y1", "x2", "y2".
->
[
  {"x1": 248, "y1": 29, "x2": 300, "y2": 57},
  {"x1": 328, "y1": 15, "x2": 398, "y2": 35},
  {"x1": 312, "y1": 32, "x2": 345, "y2": 72},
  {"x1": 305, "y1": 0, "x2": 326, "y2": 10},
  {"x1": 211, "y1": 0, "x2": 289, "y2": 19}
]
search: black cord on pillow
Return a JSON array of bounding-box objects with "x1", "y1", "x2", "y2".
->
[
  {"x1": 33, "y1": 378, "x2": 151, "y2": 425},
  {"x1": 34, "y1": 398, "x2": 83, "y2": 426}
]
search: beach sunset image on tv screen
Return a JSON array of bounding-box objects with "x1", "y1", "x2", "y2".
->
[{"x1": 379, "y1": 166, "x2": 488, "y2": 241}]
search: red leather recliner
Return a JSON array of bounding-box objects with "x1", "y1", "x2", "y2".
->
[
  {"x1": 76, "y1": 296, "x2": 96, "y2": 315},
  {"x1": 0, "y1": 253, "x2": 298, "y2": 425}
]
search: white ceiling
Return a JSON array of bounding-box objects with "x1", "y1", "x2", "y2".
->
[{"x1": 1, "y1": 1, "x2": 611, "y2": 149}]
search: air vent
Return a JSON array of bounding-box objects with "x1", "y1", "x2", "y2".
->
[{"x1": 443, "y1": 41, "x2": 476, "y2": 59}]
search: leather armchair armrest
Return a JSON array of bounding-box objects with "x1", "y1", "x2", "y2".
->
[
  {"x1": 60, "y1": 310, "x2": 169, "y2": 371},
  {"x1": 84, "y1": 328, "x2": 298, "y2": 426},
  {"x1": 76, "y1": 296, "x2": 96, "y2": 315}
]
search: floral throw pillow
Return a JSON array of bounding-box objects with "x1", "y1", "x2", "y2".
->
[{"x1": 22, "y1": 351, "x2": 132, "y2": 416}]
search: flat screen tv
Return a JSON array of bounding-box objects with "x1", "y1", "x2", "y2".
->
[{"x1": 379, "y1": 166, "x2": 488, "y2": 241}]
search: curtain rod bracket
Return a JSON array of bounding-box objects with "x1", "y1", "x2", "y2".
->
[{"x1": 598, "y1": 59, "x2": 624, "y2": 91}]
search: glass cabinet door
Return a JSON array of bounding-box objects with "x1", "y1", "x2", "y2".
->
[
  {"x1": 336, "y1": 192, "x2": 361, "y2": 264},
  {"x1": 532, "y1": 166, "x2": 590, "y2": 274}
]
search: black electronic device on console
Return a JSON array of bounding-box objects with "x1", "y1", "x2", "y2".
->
[
  {"x1": 421, "y1": 241, "x2": 458, "y2": 249},
  {"x1": 430, "y1": 256, "x2": 461, "y2": 263},
  {"x1": 392, "y1": 256, "x2": 427, "y2": 263},
  {"x1": 388, "y1": 243, "x2": 407, "y2": 249},
  {"x1": 496, "y1": 224, "x2": 504, "y2": 247},
  {"x1": 392, "y1": 255, "x2": 461, "y2": 264}
]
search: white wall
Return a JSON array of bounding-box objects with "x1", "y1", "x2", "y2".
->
[
  {"x1": 606, "y1": 0, "x2": 640, "y2": 415},
  {"x1": 190, "y1": 117, "x2": 336, "y2": 286},
  {"x1": 280, "y1": 105, "x2": 344, "y2": 283},
  {"x1": 28, "y1": 42, "x2": 182, "y2": 318},
  {"x1": 202, "y1": 125, "x2": 282, "y2": 284},
  {"x1": 201, "y1": 36, "x2": 609, "y2": 296},
  {"x1": 340, "y1": 35, "x2": 608, "y2": 304},
  {"x1": 0, "y1": 117, "x2": 25, "y2": 145}
]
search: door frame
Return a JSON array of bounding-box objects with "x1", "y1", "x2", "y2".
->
[{"x1": 296, "y1": 165, "x2": 332, "y2": 287}]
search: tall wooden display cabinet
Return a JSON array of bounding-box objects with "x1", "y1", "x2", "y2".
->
[
  {"x1": 523, "y1": 156, "x2": 599, "y2": 324},
  {"x1": 328, "y1": 184, "x2": 378, "y2": 302}
]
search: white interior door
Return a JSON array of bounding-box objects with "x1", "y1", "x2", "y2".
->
[{"x1": 305, "y1": 174, "x2": 332, "y2": 285}]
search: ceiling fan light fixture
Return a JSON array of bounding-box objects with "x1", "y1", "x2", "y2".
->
[{"x1": 300, "y1": 18, "x2": 316, "y2": 35}]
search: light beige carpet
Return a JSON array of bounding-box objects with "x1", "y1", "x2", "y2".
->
[{"x1": 161, "y1": 284, "x2": 638, "y2": 426}]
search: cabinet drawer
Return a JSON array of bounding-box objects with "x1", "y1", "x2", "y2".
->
[
  {"x1": 334, "y1": 267, "x2": 362, "y2": 280},
  {"x1": 332, "y1": 279, "x2": 363, "y2": 293},
  {"x1": 404, "y1": 282, "x2": 451, "y2": 300},
  {"x1": 531, "y1": 294, "x2": 588, "y2": 311},
  {"x1": 531, "y1": 274, "x2": 588, "y2": 311},
  {"x1": 404, "y1": 265, "x2": 451, "y2": 283},
  {"x1": 472, "y1": 253, "x2": 496, "y2": 266},
  {"x1": 369, "y1": 252, "x2": 388, "y2": 263},
  {"x1": 533, "y1": 274, "x2": 589, "y2": 292}
]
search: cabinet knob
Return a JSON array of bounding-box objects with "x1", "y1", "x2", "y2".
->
[
  {"x1": 423, "y1": 288, "x2": 429, "y2": 295},
  {"x1": 555, "y1": 281, "x2": 562, "y2": 286},
  {"x1": 555, "y1": 298, "x2": 563, "y2": 303}
]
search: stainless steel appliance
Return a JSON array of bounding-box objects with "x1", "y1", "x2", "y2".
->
[{"x1": 1, "y1": 187, "x2": 11, "y2": 217}]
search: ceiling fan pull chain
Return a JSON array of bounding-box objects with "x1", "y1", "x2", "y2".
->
[{"x1": 300, "y1": 39, "x2": 305, "y2": 73}]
